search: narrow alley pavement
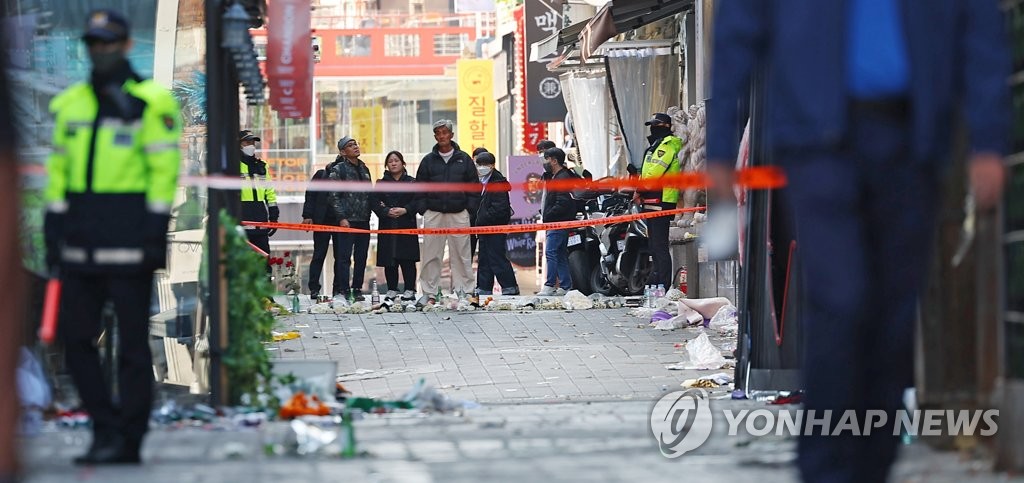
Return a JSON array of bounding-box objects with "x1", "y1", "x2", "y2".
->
[{"x1": 20, "y1": 306, "x2": 1019, "y2": 482}]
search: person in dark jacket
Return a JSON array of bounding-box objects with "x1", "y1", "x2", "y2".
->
[
  {"x1": 326, "y1": 136, "x2": 373, "y2": 305},
  {"x1": 538, "y1": 147, "x2": 575, "y2": 296},
  {"x1": 473, "y1": 152, "x2": 519, "y2": 295},
  {"x1": 371, "y1": 151, "x2": 419, "y2": 301},
  {"x1": 302, "y1": 158, "x2": 343, "y2": 300},
  {"x1": 469, "y1": 147, "x2": 490, "y2": 259},
  {"x1": 413, "y1": 120, "x2": 480, "y2": 305},
  {"x1": 707, "y1": 1, "x2": 1008, "y2": 481}
]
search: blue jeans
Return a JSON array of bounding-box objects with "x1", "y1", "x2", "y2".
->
[{"x1": 544, "y1": 229, "x2": 571, "y2": 289}]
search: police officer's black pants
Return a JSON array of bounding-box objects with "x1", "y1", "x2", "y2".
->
[
  {"x1": 646, "y1": 203, "x2": 676, "y2": 288},
  {"x1": 308, "y1": 231, "x2": 342, "y2": 296},
  {"x1": 60, "y1": 271, "x2": 154, "y2": 446},
  {"x1": 246, "y1": 229, "x2": 272, "y2": 274}
]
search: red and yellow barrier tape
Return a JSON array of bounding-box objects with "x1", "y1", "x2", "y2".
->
[{"x1": 243, "y1": 207, "x2": 706, "y2": 236}]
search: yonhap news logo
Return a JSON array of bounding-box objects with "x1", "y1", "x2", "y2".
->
[
  {"x1": 649, "y1": 390, "x2": 999, "y2": 458},
  {"x1": 649, "y1": 389, "x2": 713, "y2": 458}
]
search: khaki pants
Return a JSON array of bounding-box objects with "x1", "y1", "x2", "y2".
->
[{"x1": 419, "y1": 209, "x2": 474, "y2": 296}]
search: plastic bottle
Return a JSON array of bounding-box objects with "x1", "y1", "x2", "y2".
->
[
  {"x1": 644, "y1": 285, "x2": 652, "y2": 308},
  {"x1": 656, "y1": 284, "x2": 665, "y2": 300},
  {"x1": 371, "y1": 281, "x2": 380, "y2": 305}
]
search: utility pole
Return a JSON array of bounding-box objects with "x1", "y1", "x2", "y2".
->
[{"x1": 205, "y1": 0, "x2": 242, "y2": 405}]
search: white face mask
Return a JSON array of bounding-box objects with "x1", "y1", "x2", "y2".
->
[
  {"x1": 241, "y1": 145, "x2": 256, "y2": 156},
  {"x1": 477, "y1": 166, "x2": 492, "y2": 178}
]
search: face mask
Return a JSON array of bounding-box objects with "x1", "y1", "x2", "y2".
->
[
  {"x1": 477, "y1": 166, "x2": 492, "y2": 178},
  {"x1": 543, "y1": 162, "x2": 553, "y2": 174},
  {"x1": 241, "y1": 145, "x2": 257, "y2": 156},
  {"x1": 89, "y1": 51, "x2": 125, "y2": 75},
  {"x1": 649, "y1": 125, "x2": 672, "y2": 138}
]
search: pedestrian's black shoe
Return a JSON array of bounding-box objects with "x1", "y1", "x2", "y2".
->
[
  {"x1": 352, "y1": 289, "x2": 365, "y2": 301},
  {"x1": 73, "y1": 434, "x2": 140, "y2": 466},
  {"x1": 502, "y1": 287, "x2": 521, "y2": 296}
]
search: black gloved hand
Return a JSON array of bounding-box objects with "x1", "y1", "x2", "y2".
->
[
  {"x1": 143, "y1": 213, "x2": 171, "y2": 270},
  {"x1": 43, "y1": 211, "x2": 64, "y2": 271},
  {"x1": 267, "y1": 205, "x2": 280, "y2": 237}
]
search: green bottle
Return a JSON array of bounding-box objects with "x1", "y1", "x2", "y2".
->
[
  {"x1": 341, "y1": 410, "x2": 357, "y2": 458},
  {"x1": 348, "y1": 288, "x2": 355, "y2": 304}
]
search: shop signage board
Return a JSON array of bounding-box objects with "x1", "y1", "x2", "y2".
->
[
  {"x1": 523, "y1": 0, "x2": 567, "y2": 123},
  {"x1": 457, "y1": 59, "x2": 498, "y2": 155},
  {"x1": 263, "y1": 149, "x2": 312, "y2": 196},
  {"x1": 267, "y1": 0, "x2": 313, "y2": 119},
  {"x1": 505, "y1": 155, "x2": 545, "y2": 267}
]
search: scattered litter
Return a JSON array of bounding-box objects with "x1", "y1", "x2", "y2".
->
[
  {"x1": 681, "y1": 372, "x2": 733, "y2": 389},
  {"x1": 279, "y1": 392, "x2": 330, "y2": 419},
  {"x1": 665, "y1": 288, "x2": 686, "y2": 301},
  {"x1": 709, "y1": 305, "x2": 739, "y2": 337},
  {"x1": 403, "y1": 378, "x2": 479, "y2": 412},
  {"x1": 665, "y1": 332, "x2": 729, "y2": 370},
  {"x1": 562, "y1": 290, "x2": 594, "y2": 310},
  {"x1": 18, "y1": 348, "x2": 51, "y2": 436},
  {"x1": 731, "y1": 389, "x2": 748, "y2": 400},
  {"x1": 651, "y1": 305, "x2": 703, "y2": 330},
  {"x1": 769, "y1": 391, "x2": 804, "y2": 405}
]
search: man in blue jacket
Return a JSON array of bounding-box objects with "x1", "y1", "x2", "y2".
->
[{"x1": 707, "y1": 1, "x2": 1008, "y2": 481}]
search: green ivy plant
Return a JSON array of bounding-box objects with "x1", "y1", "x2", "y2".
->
[{"x1": 220, "y1": 210, "x2": 276, "y2": 405}]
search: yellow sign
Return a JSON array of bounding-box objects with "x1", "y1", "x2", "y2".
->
[
  {"x1": 457, "y1": 59, "x2": 496, "y2": 157},
  {"x1": 351, "y1": 106, "x2": 383, "y2": 155}
]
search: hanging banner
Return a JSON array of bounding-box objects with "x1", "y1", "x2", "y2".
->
[
  {"x1": 523, "y1": 0, "x2": 566, "y2": 123},
  {"x1": 456, "y1": 59, "x2": 497, "y2": 155},
  {"x1": 267, "y1": 0, "x2": 313, "y2": 119},
  {"x1": 515, "y1": 8, "x2": 548, "y2": 153}
]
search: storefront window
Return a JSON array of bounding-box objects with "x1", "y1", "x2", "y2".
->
[{"x1": 314, "y1": 77, "x2": 457, "y2": 177}]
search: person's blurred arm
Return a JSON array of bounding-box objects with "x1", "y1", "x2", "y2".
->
[
  {"x1": 961, "y1": 0, "x2": 1011, "y2": 210},
  {"x1": 705, "y1": 0, "x2": 768, "y2": 202}
]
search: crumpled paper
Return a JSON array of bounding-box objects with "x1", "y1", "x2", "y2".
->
[
  {"x1": 681, "y1": 372, "x2": 734, "y2": 388},
  {"x1": 665, "y1": 332, "x2": 729, "y2": 370},
  {"x1": 563, "y1": 290, "x2": 594, "y2": 310}
]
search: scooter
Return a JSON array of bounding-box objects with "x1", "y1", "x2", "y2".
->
[{"x1": 566, "y1": 190, "x2": 652, "y2": 296}]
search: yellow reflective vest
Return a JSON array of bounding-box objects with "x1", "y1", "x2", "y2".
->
[
  {"x1": 640, "y1": 134, "x2": 684, "y2": 204},
  {"x1": 240, "y1": 155, "x2": 278, "y2": 224},
  {"x1": 45, "y1": 76, "x2": 181, "y2": 270}
]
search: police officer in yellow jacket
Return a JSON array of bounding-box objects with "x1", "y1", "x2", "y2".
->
[
  {"x1": 637, "y1": 113, "x2": 684, "y2": 288},
  {"x1": 43, "y1": 10, "x2": 181, "y2": 465},
  {"x1": 238, "y1": 130, "x2": 279, "y2": 267}
]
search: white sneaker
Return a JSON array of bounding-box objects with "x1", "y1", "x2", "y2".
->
[
  {"x1": 401, "y1": 290, "x2": 416, "y2": 301},
  {"x1": 536, "y1": 285, "x2": 557, "y2": 296},
  {"x1": 332, "y1": 294, "x2": 348, "y2": 307},
  {"x1": 386, "y1": 290, "x2": 398, "y2": 300},
  {"x1": 554, "y1": 288, "x2": 568, "y2": 296}
]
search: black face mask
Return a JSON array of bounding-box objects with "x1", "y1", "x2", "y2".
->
[
  {"x1": 89, "y1": 51, "x2": 125, "y2": 75},
  {"x1": 649, "y1": 125, "x2": 672, "y2": 138},
  {"x1": 543, "y1": 161, "x2": 553, "y2": 174}
]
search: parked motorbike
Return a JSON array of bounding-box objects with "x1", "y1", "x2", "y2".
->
[{"x1": 566, "y1": 188, "x2": 652, "y2": 296}]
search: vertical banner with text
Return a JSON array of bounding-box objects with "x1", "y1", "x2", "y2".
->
[
  {"x1": 267, "y1": 0, "x2": 313, "y2": 119},
  {"x1": 457, "y1": 59, "x2": 497, "y2": 155},
  {"x1": 505, "y1": 155, "x2": 545, "y2": 267},
  {"x1": 523, "y1": 0, "x2": 566, "y2": 123}
]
